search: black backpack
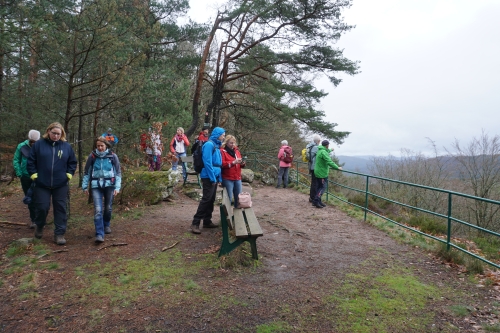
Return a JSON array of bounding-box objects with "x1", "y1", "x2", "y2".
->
[{"x1": 193, "y1": 141, "x2": 215, "y2": 173}]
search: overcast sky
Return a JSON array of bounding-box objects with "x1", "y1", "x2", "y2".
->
[{"x1": 188, "y1": 0, "x2": 500, "y2": 156}]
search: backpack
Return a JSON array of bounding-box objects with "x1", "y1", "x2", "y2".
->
[
  {"x1": 282, "y1": 146, "x2": 294, "y2": 164},
  {"x1": 190, "y1": 139, "x2": 200, "y2": 154},
  {"x1": 193, "y1": 141, "x2": 215, "y2": 173},
  {"x1": 89, "y1": 152, "x2": 116, "y2": 186},
  {"x1": 301, "y1": 148, "x2": 309, "y2": 162}
]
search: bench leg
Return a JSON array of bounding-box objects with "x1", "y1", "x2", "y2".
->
[
  {"x1": 219, "y1": 205, "x2": 244, "y2": 257},
  {"x1": 247, "y1": 238, "x2": 259, "y2": 260},
  {"x1": 218, "y1": 205, "x2": 260, "y2": 260}
]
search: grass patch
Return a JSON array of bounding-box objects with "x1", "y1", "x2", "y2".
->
[
  {"x1": 71, "y1": 250, "x2": 218, "y2": 306},
  {"x1": 474, "y1": 236, "x2": 500, "y2": 262},
  {"x1": 5, "y1": 243, "x2": 31, "y2": 257},
  {"x1": 327, "y1": 267, "x2": 439, "y2": 332},
  {"x1": 407, "y1": 215, "x2": 447, "y2": 235},
  {"x1": 483, "y1": 323, "x2": 500, "y2": 332},
  {"x1": 449, "y1": 305, "x2": 471, "y2": 317},
  {"x1": 256, "y1": 321, "x2": 292, "y2": 333}
]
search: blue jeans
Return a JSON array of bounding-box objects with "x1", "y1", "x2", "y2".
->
[
  {"x1": 172, "y1": 152, "x2": 187, "y2": 179},
  {"x1": 277, "y1": 167, "x2": 289, "y2": 188},
  {"x1": 222, "y1": 179, "x2": 242, "y2": 208},
  {"x1": 91, "y1": 187, "x2": 115, "y2": 237}
]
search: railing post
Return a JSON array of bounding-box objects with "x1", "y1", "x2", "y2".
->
[
  {"x1": 296, "y1": 161, "x2": 299, "y2": 186},
  {"x1": 447, "y1": 192, "x2": 452, "y2": 251},
  {"x1": 326, "y1": 178, "x2": 329, "y2": 202},
  {"x1": 364, "y1": 175, "x2": 369, "y2": 221}
]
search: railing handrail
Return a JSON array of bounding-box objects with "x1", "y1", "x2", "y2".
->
[{"x1": 243, "y1": 151, "x2": 500, "y2": 269}]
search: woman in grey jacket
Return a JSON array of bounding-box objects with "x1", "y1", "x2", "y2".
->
[{"x1": 82, "y1": 137, "x2": 122, "y2": 243}]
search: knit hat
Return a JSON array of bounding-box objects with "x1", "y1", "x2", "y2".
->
[
  {"x1": 28, "y1": 130, "x2": 40, "y2": 141},
  {"x1": 321, "y1": 140, "x2": 330, "y2": 146}
]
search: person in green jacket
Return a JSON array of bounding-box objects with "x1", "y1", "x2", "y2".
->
[
  {"x1": 13, "y1": 130, "x2": 41, "y2": 228},
  {"x1": 313, "y1": 140, "x2": 342, "y2": 208}
]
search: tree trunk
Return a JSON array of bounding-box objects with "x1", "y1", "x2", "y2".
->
[{"x1": 186, "y1": 15, "x2": 221, "y2": 137}]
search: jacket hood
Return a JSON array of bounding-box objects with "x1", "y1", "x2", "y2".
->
[
  {"x1": 317, "y1": 145, "x2": 330, "y2": 153},
  {"x1": 210, "y1": 127, "x2": 225, "y2": 142}
]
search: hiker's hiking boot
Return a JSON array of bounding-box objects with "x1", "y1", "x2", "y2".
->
[
  {"x1": 34, "y1": 225, "x2": 43, "y2": 239},
  {"x1": 104, "y1": 227, "x2": 112, "y2": 234},
  {"x1": 191, "y1": 224, "x2": 201, "y2": 234},
  {"x1": 54, "y1": 235, "x2": 66, "y2": 245},
  {"x1": 319, "y1": 202, "x2": 326, "y2": 207},
  {"x1": 95, "y1": 235, "x2": 104, "y2": 243},
  {"x1": 29, "y1": 222, "x2": 36, "y2": 229},
  {"x1": 203, "y1": 222, "x2": 219, "y2": 228},
  {"x1": 313, "y1": 202, "x2": 324, "y2": 209}
]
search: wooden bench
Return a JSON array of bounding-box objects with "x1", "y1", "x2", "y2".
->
[
  {"x1": 179, "y1": 155, "x2": 201, "y2": 188},
  {"x1": 219, "y1": 188, "x2": 263, "y2": 259}
]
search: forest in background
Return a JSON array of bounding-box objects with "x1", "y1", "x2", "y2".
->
[{"x1": 0, "y1": 0, "x2": 358, "y2": 175}]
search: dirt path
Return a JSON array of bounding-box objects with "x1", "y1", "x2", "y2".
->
[{"x1": 0, "y1": 182, "x2": 498, "y2": 332}]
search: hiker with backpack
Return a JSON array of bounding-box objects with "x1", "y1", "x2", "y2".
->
[
  {"x1": 28, "y1": 122, "x2": 77, "y2": 245},
  {"x1": 190, "y1": 127, "x2": 226, "y2": 234},
  {"x1": 101, "y1": 128, "x2": 119, "y2": 148},
  {"x1": 276, "y1": 140, "x2": 293, "y2": 188},
  {"x1": 82, "y1": 136, "x2": 122, "y2": 243},
  {"x1": 13, "y1": 129, "x2": 41, "y2": 229},
  {"x1": 304, "y1": 135, "x2": 321, "y2": 203},
  {"x1": 312, "y1": 140, "x2": 342, "y2": 209},
  {"x1": 169, "y1": 127, "x2": 190, "y2": 180},
  {"x1": 147, "y1": 122, "x2": 164, "y2": 171},
  {"x1": 221, "y1": 135, "x2": 246, "y2": 208}
]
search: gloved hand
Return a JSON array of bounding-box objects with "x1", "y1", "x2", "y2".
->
[
  {"x1": 30, "y1": 173, "x2": 38, "y2": 181},
  {"x1": 66, "y1": 173, "x2": 73, "y2": 180}
]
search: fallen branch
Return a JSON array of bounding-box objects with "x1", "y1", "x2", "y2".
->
[
  {"x1": 162, "y1": 241, "x2": 179, "y2": 252},
  {"x1": 97, "y1": 243, "x2": 128, "y2": 251},
  {"x1": 0, "y1": 221, "x2": 26, "y2": 226},
  {"x1": 53, "y1": 249, "x2": 69, "y2": 253}
]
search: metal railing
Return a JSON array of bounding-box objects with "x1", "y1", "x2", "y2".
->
[{"x1": 244, "y1": 152, "x2": 500, "y2": 269}]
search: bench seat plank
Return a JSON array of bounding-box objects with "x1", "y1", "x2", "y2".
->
[
  {"x1": 244, "y1": 208, "x2": 263, "y2": 237},
  {"x1": 221, "y1": 188, "x2": 234, "y2": 229},
  {"x1": 233, "y1": 208, "x2": 249, "y2": 238}
]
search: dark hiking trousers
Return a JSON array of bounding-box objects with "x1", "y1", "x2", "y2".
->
[
  {"x1": 21, "y1": 176, "x2": 36, "y2": 222},
  {"x1": 309, "y1": 171, "x2": 318, "y2": 201},
  {"x1": 313, "y1": 177, "x2": 327, "y2": 205},
  {"x1": 192, "y1": 178, "x2": 218, "y2": 226},
  {"x1": 34, "y1": 185, "x2": 69, "y2": 235}
]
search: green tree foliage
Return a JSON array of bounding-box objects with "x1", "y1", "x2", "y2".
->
[{"x1": 188, "y1": 0, "x2": 359, "y2": 144}]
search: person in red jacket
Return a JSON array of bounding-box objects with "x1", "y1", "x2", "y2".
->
[
  {"x1": 197, "y1": 126, "x2": 209, "y2": 143},
  {"x1": 221, "y1": 135, "x2": 246, "y2": 208},
  {"x1": 169, "y1": 127, "x2": 190, "y2": 180}
]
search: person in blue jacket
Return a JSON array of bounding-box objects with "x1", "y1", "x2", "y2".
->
[
  {"x1": 82, "y1": 136, "x2": 122, "y2": 243},
  {"x1": 190, "y1": 127, "x2": 225, "y2": 234},
  {"x1": 28, "y1": 122, "x2": 77, "y2": 245}
]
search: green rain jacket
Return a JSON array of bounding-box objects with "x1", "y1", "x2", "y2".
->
[
  {"x1": 13, "y1": 140, "x2": 31, "y2": 178},
  {"x1": 313, "y1": 145, "x2": 340, "y2": 179}
]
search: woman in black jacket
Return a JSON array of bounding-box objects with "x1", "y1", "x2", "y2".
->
[{"x1": 28, "y1": 122, "x2": 77, "y2": 245}]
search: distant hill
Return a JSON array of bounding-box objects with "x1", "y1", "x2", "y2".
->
[{"x1": 336, "y1": 155, "x2": 374, "y2": 174}]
